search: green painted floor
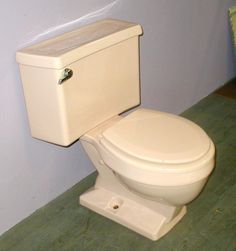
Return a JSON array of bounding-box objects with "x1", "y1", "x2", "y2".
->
[{"x1": 0, "y1": 93, "x2": 236, "y2": 251}]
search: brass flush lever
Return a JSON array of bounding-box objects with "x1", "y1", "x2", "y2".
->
[{"x1": 58, "y1": 68, "x2": 73, "y2": 85}]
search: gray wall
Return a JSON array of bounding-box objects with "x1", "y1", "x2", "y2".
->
[{"x1": 0, "y1": 0, "x2": 235, "y2": 235}]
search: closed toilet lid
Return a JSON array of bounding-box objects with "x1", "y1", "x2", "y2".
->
[{"x1": 101, "y1": 109, "x2": 211, "y2": 165}]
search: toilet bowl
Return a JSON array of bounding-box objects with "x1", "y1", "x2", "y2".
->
[
  {"x1": 98, "y1": 109, "x2": 215, "y2": 205},
  {"x1": 81, "y1": 109, "x2": 215, "y2": 204}
]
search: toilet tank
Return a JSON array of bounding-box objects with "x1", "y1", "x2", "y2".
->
[{"x1": 16, "y1": 19, "x2": 142, "y2": 146}]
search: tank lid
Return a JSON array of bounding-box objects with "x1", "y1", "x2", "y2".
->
[{"x1": 16, "y1": 19, "x2": 143, "y2": 69}]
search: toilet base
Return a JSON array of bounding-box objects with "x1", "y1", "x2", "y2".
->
[{"x1": 80, "y1": 186, "x2": 186, "y2": 241}]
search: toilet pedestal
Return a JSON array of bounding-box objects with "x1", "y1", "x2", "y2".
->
[
  {"x1": 80, "y1": 184, "x2": 186, "y2": 241},
  {"x1": 80, "y1": 140, "x2": 187, "y2": 241}
]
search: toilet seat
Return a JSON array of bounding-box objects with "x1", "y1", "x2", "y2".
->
[
  {"x1": 101, "y1": 108, "x2": 210, "y2": 164},
  {"x1": 98, "y1": 109, "x2": 215, "y2": 186}
]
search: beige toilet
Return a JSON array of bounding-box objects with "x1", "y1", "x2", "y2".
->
[{"x1": 16, "y1": 19, "x2": 215, "y2": 240}]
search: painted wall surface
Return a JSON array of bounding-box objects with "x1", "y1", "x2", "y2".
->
[{"x1": 0, "y1": 0, "x2": 235, "y2": 235}]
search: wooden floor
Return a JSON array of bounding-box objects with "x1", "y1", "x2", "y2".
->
[
  {"x1": 0, "y1": 85, "x2": 236, "y2": 251},
  {"x1": 215, "y1": 78, "x2": 236, "y2": 99}
]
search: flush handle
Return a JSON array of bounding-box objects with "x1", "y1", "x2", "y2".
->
[{"x1": 58, "y1": 68, "x2": 73, "y2": 85}]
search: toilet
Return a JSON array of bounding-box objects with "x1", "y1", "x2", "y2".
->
[{"x1": 16, "y1": 19, "x2": 215, "y2": 240}]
